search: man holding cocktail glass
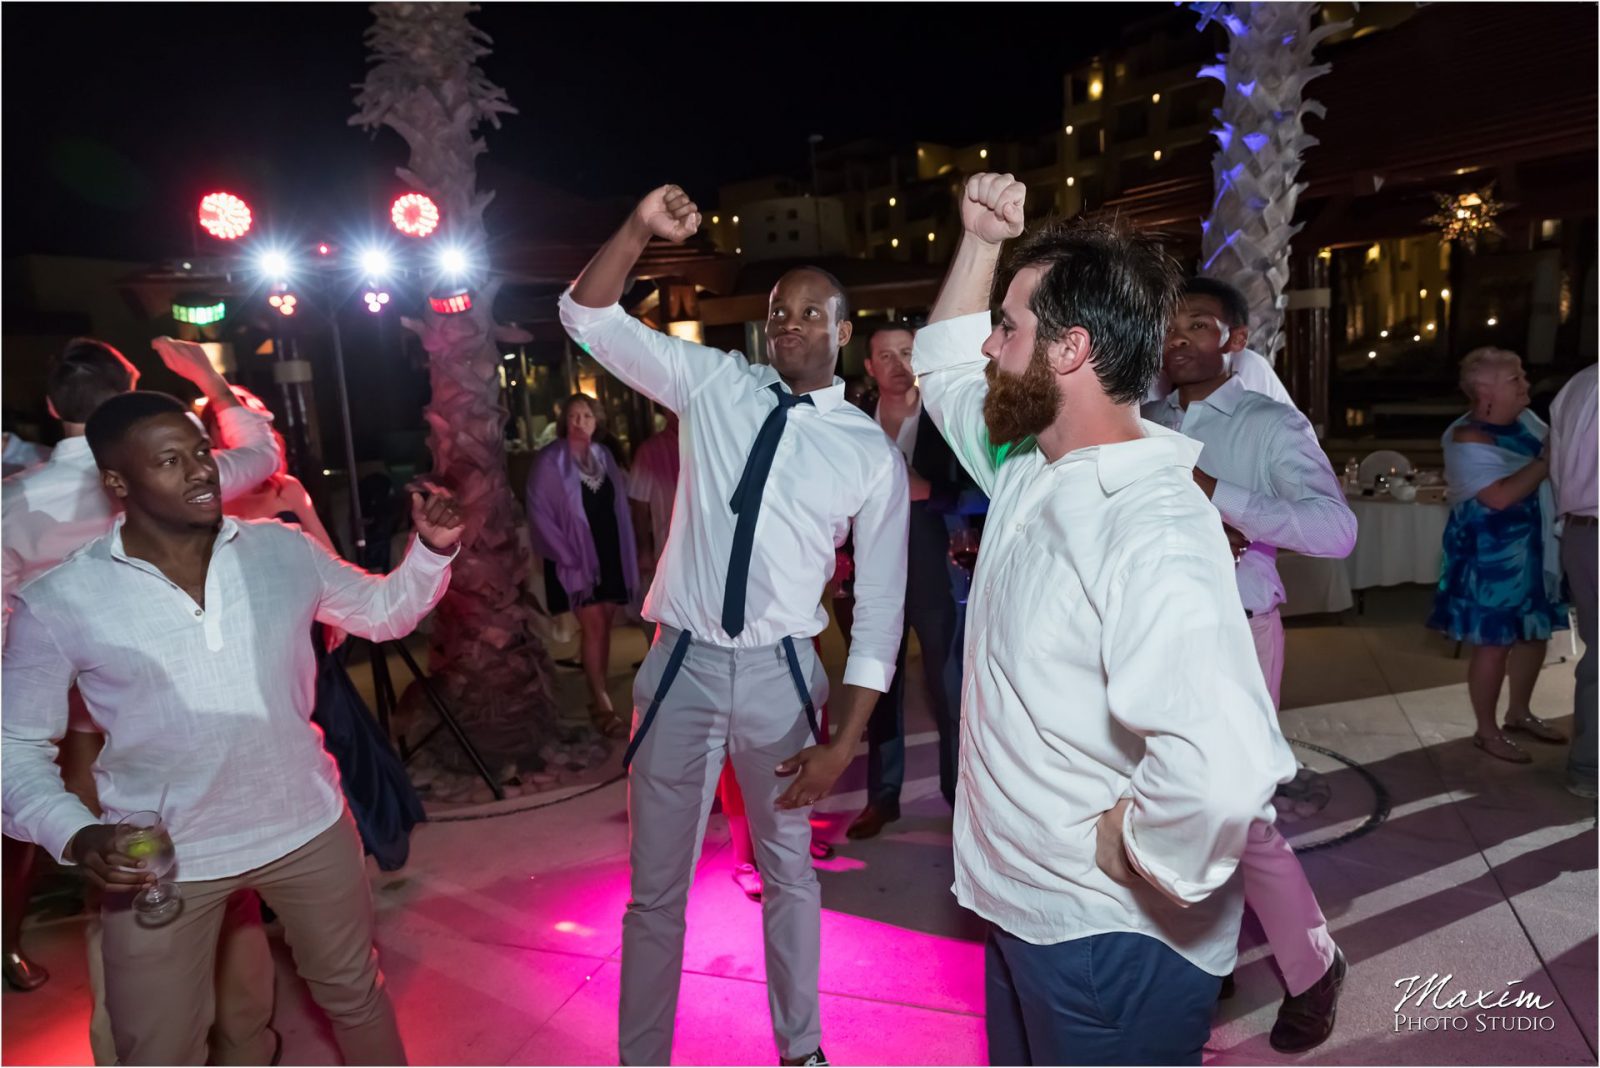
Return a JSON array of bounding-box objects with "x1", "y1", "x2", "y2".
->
[{"x1": 2, "y1": 391, "x2": 465, "y2": 1065}]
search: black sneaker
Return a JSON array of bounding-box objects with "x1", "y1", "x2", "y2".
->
[{"x1": 781, "y1": 1050, "x2": 827, "y2": 1067}]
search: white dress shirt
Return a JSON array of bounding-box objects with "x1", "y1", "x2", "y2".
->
[
  {"x1": 2, "y1": 407, "x2": 281, "y2": 638},
  {"x1": 2, "y1": 433, "x2": 50, "y2": 476},
  {"x1": 1548, "y1": 364, "x2": 1597, "y2": 520},
  {"x1": 559, "y1": 291, "x2": 908, "y2": 692},
  {"x1": 1144, "y1": 346, "x2": 1293, "y2": 408},
  {"x1": 2, "y1": 518, "x2": 454, "y2": 879},
  {"x1": 1143, "y1": 378, "x2": 1357, "y2": 616},
  {"x1": 875, "y1": 394, "x2": 921, "y2": 465},
  {"x1": 915, "y1": 313, "x2": 1294, "y2": 976}
]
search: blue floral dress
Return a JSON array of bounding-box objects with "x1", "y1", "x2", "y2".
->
[{"x1": 1427, "y1": 420, "x2": 1569, "y2": 645}]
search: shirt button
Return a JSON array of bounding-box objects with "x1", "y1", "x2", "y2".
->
[{"x1": 194, "y1": 609, "x2": 203, "y2": 617}]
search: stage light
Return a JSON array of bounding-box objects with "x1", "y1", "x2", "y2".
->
[
  {"x1": 364, "y1": 290, "x2": 390, "y2": 314},
  {"x1": 198, "y1": 192, "x2": 253, "y2": 240},
  {"x1": 269, "y1": 290, "x2": 298, "y2": 317},
  {"x1": 391, "y1": 193, "x2": 440, "y2": 238},
  {"x1": 438, "y1": 247, "x2": 469, "y2": 276},
  {"x1": 428, "y1": 287, "x2": 473, "y2": 315},
  {"x1": 317, "y1": 243, "x2": 332, "y2": 256},
  {"x1": 172, "y1": 299, "x2": 227, "y2": 326},
  {"x1": 259, "y1": 250, "x2": 291, "y2": 280},
  {"x1": 359, "y1": 249, "x2": 392, "y2": 279}
]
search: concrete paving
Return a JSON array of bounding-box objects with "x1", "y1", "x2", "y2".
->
[{"x1": 3, "y1": 587, "x2": 1594, "y2": 1066}]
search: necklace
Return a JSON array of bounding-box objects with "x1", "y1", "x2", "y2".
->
[{"x1": 574, "y1": 448, "x2": 605, "y2": 491}]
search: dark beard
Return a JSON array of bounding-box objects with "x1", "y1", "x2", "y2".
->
[{"x1": 983, "y1": 341, "x2": 1062, "y2": 446}]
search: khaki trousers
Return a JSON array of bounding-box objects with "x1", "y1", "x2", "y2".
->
[{"x1": 100, "y1": 812, "x2": 404, "y2": 1066}]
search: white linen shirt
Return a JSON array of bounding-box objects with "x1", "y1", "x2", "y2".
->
[
  {"x1": 1143, "y1": 378, "x2": 1357, "y2": 616},
  {"x1": 2, "y1": 517, "x2": 454, "y2": 879},
  {"x1": 914, "y1": 313, "x2": 1294, "y2": 976},
  {"x1": 2, "y1": 407, "x2": 281, "y2": 639},
  {"x1": 1548, "y1": 363, "x2": 1597, "y2": 520},
  {"x1": 559, "y1": 291, "x2": 908, "y2": 693}
]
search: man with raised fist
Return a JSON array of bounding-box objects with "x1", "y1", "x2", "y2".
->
[
  {"x1": 561, "y1": 186, "x2": 908, "y2": 1067},
  {"x1": 912, "y1": 174, "x2": 1294, "y2": 1065}
]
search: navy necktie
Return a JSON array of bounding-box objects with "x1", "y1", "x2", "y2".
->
[{"x1": 722, "y1": 383, "x2": 813, "y2": 637}]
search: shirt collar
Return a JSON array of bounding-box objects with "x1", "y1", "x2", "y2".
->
[
  {"x1": 108, "y1": 515, "x2": 241, "y2": 563},
  {"x1": 752, "y1": 368, "x2": 847, "y2": 414},
  {"x1": 1169, "y1": 374, "x2": 1246, "y2": 417},
  {"x1": 1052, "y1": 423, "x2": 1203, "y2": 495}
]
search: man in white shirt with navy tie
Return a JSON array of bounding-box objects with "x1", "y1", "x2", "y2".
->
[
  {"x1": 913, "y1": 173, "x2": 1293, "y2": 1065},
  {"x1": 1145, "y1": 277, "x2": 1357, "y2": 1053},
  {"x1": 561, "y1": 185, "x2": 908, "y2": 1067}
]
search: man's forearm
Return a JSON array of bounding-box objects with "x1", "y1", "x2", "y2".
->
[
  {"x1": 572, "y1": 215, "x2": 653, "y2": 310},
  {"x1": 192, "y1": 365, "x2": 242, "y2": 411},
  {"x1": 930, "y1": 233, "x2": 1004, "y2": 324},
  {"x1": 827, "y1": 683, "x2": 880, "y2": 756}
]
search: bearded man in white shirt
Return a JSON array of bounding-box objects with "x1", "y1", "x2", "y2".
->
[
  {"x1": 1145, "y1": 279, "x2": 1356, "y2": 1053},
  {"x1": 562, "y1": 185, "x2": 908, "y2": 1067},
  {"x1": 912, "y1": 173, "x2": 1294, "y2": 1066},
  {"x1": 2, "y1": 391, "x2": 465, "y2": 1065}
]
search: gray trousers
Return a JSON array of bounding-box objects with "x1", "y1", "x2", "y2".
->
[
  {"x1": 620, "y1": 626, "x2": 826, "y2": 1065},
  {"x1": 1562, "y1": 522, "x2": 1597, "y2": 787}
]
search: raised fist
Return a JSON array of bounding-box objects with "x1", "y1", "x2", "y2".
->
[
  {"x1": 961, "y1": 173, "x2": 1026, "y2": 245},
  {"x1": 634, "y1": 185, "x2": 701, "y2": 244}
]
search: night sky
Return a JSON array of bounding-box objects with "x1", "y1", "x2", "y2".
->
[{"x1": 3, "y1": 3, "x2": 1148, "y2": 262}]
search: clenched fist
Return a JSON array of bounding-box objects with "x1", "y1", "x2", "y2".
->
[
  {"x1": 409, "y1": 480, "x2": 466, "y2": 554},
  {"x1": 961, "y1": 173, "x2": 1026, "y2": 245},
  {"x1": 633, "y1": 184, "x2": 701, "y2": 244}
]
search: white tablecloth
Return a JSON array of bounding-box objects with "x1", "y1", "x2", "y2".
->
[{"x1": 1344, "y1": 495, "x2": 1451, "y2": 589}]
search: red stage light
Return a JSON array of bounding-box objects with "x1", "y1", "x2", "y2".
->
[
  {"x1": 428, "y1": 290, "x2": 472, "y2": 315},
  {"x1": 391, "y1": 193, "x2": 440, "y2": 238},
  {"x1": 198, "y1": 192, "x2": 253, "y2": 240},
  {"x1": 317, "y1": 243, "x2": 332, "y2": 256}
]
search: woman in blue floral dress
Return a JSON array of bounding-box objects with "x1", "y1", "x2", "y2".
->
[{"x1": 1430, "y1": 348, "x2": 1569, "y2": 763}]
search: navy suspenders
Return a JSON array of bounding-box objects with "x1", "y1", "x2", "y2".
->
[{"x1": 621, "y1": 631, "x2": 827, "y2": 772}]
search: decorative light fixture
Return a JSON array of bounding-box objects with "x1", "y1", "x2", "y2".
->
[
  {"x1": 1066, "y1": 177, "x2": 1076, "y2": 187},
  {"x1": 391, "y1": 193, "x2": 440, "y2": 238},
  {"x1": 172, "y1": 298, "x2": 226, "y2": 326},
  {"x1": 891, "y1": 238, "x2": 899, "y2": 248},
  {"x1": 979, "y1": 148, "x2": 988, "y2": 160},
  {"x1": 1486, "y1": 316, "x2": 1498, "y2": 326},
  {"x1": 197, "y1": 192, "x2": 253, "y2": 240},
  {"x1": 888, "y1": 196, "x2": 897, "y2": 207},
  {"x1": 1151, "y1": 93, "x2": 1161, "y2": 104},
  {"x1": 428, "y1": 288, "x2": 473, "y2": 315},
  {"x1": 1427, "y1": 184, "x2": 1505, "y2": 251},
  {"x1": 359, "y1": 248, "x2": 392, "y2": 279}
]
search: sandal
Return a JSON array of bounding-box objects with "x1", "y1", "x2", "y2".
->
[
  {"x1": 1474, "y1": 732, "x2": 1532, "y2": 764},
  {"x1": 1504, "y1": 713, "x2": 1566, "y2": 744}
]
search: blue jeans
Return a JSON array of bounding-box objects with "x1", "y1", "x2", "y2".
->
[{"x1": 985, "y1": 926, "x2": 1220, "y2": 1066}]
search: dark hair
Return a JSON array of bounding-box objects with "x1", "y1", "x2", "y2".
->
[
  {"x1": 1005, "y1": 215, "x2": 1183, "y2": 405},
  {"x1": 46, "y1": 338, "x2": 138, "y2": 423},
  {"x1": 781, "y1": 266, "x2": 850, "y2": 322},
  {"x1": 84, "y1": 391, "x2": 189, "y2": 468},
  {"x1": 1183, "y1": 276, "x2": 1250, "y2": 329},
  {"x1": 866, "y1": 319, "x2": 917, "y2": 346},
  {"x1": 556, "y1": 393, "x2": 603, "y2": 439}
]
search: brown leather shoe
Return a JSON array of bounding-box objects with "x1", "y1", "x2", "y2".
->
[
  {"x1": 1270, "y1": 947, "x2": 1347, "y2": 1053},
  {"x1": 2, "y1": 950, "x2": 48, "y2": 992},
  {"x1": 845, "y1": 801, "x2": 901, "y2": 840}
]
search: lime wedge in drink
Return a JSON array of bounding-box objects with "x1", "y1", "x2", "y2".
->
[{"x1": 124, "y1": 833, "x2": 158, "y2": 859}]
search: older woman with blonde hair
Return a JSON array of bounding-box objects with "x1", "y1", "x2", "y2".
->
[
  {"x1": 1429, "y1": 347, "x2": 1569, "y2": 762},
  {"x1": 526, "y1": 393, "x2": 638, "y2": 737}
]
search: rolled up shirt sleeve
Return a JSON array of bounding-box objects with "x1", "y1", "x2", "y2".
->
[
  {"x1": 309, "y1": 532, "x2": 455, "y2": 644},
  {"x1": 1103, "y1": 546, "x2": 1294, "y2": 906},
  {"x1": 912, "y1": 313, "x2": 1002, "y2": 497},
  {"x1": 840, "y1": 448, "x2": 910, "y2": 693},
  {"x1": 214, "y1": 406, "x2": 283, "y2": 501},
  {"x1": 1, "y1": 598, "x2": 99, "y2": 862}
]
